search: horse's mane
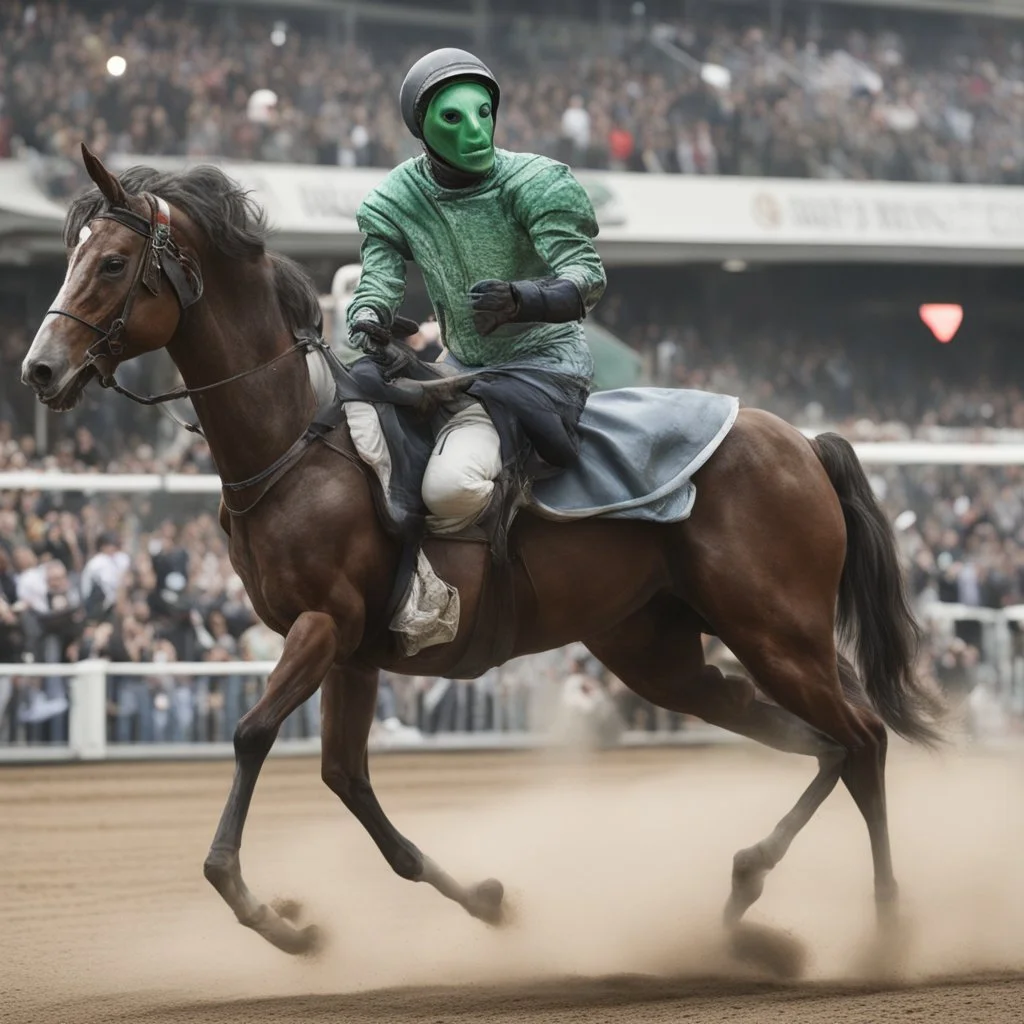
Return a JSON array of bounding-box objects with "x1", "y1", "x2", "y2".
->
[{"x1": 64, "y1": 164, "x2": 322, "y2": 333}]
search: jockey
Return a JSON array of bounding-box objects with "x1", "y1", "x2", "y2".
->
[{"x1": 347, "y1": 48, "x2": 606, "y2": 537}]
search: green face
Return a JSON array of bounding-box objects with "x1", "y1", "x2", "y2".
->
[{"x1": 422, "y1": 80, "x2": 495, "y2": 174}]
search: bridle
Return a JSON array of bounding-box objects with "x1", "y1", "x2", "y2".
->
[
  {"x1": 46, "y1": 193, "x2": 204, "y2": 389},
  {"x1": 43, "y1": 192, "x2": 314, "y2": 435},
  {"x1": 43, "y1": 189, "x2": 348, "y2": 512}
]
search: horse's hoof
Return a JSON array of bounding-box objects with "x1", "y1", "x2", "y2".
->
[
  {"x1": 467, "y1": 878, "x2": 505, "y2": 926},
  {"x1": 296, "y1": 923, "x2": 324, "y2": 958},
  {"x1": 728, "y1": 922, "x2": 807, "y2": 980},
  {"x1": 855, "y1": 914, "x2": 912, "y2": 980},
  {"x1": 271, "y1": 897, "x2": 304, "y2": 922},
  {"x1": 252, "y1": 904, "x2": 324, "y2": 957}
]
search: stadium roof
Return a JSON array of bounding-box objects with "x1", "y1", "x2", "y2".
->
[
  {"x1": 186, "y1": 0, "x2": 479, "y2": 30},
  {"x1": 814, "y1": 0, "x2": 1024, "y2": 19},
  {"x1": 186, "y1": 0, "x2": 1024, "y2": 22}
]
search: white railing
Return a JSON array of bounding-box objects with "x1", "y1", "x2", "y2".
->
[
  {"x1": 3, "y1": 443, "x2": 1024, "y2": 498},
  {"x1": 0, "y1": 660, "x2": 277, "y2": 763},
  {"x1": 2, "y1": 600, "x2": 1022, "y2": 763},
  {"x1": 0, "y1": 658, "x2": 731, "y2": 763}
]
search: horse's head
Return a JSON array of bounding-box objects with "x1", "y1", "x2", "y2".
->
[{"x1": 22, "y1": 144, "x2": 203, "y2": 410}]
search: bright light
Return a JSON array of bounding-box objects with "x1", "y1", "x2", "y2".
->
[
  {"x1": 919, "y1": 303, "x2": 963, "y2": 343},
  {"x1": 270, "y1": 21, "x2": 287, "y2": 46},
  {"x1": 106, "y1": 55, "x2": 127, "y2": 77},
  {"x1": 894, "y1": 510, "x2": 917, "y2": 532},
  {"x1": 701, "y1": 63, "x2": 732, "y2": 90},
  {"x1": 722, "y1": 258, "x2": 747, "y2": 273}
]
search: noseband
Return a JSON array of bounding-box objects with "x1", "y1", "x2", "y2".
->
[{"x1": 45, "y1": 193, "x2": 203, "y2": 386}]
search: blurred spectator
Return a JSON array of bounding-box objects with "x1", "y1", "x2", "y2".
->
[
  {"x1": 80, "y1": 532, "x2": 130, "y2": 619},
  {"x1": 9, "y1": 2, "x2": 1024, "y2": 186}
]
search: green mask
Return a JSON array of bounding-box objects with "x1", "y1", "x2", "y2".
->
[{"x1": 422, "y1": 80, "x2": 495, "y2": 174}]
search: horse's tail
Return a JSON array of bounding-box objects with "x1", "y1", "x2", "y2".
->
[{"x1": 811, "y1": 432, "x2": 944, "y2": 747}]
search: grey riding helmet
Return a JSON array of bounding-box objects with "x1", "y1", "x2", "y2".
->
[{"x1": 399, "y1": 48, "x2": 501, "y2": 139}]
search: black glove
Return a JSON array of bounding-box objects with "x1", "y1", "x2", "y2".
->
[
  {"x1": 349, "y1": 310, "x2": 412, "y2": 379},
  {"x1": 469, "y1": 278, "x2": 585, "y2": 336},
  {"x1": 468, "y1": 280, "x2": 519, "y2": 336},
  {"x1": 349, "y1": 309, "x2": 392, "y2": 352}
]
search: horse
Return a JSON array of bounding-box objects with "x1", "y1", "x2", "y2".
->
[{"x1": 22, "y1": 144, "x2": 941, "y2": 968}]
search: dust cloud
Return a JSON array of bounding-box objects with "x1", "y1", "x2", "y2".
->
[{"x1": 102, "y1": 742, "x2": 1024, "y2": 1004}]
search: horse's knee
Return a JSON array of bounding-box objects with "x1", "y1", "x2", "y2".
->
[
  {"x1": 321, "y1": 762, "x2": 351, "y2": 799},
  {"x1": 233, "y1": 712, "x2": 275, "y2": 760}
]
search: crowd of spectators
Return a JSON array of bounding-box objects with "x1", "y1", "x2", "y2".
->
[
  {"x1": 2, "y1": 318, "x2": 1023, "y2": 746},
  {"x1": 8, "y1": 1, "x2": 1024, "y2": 188},
  {"x1": 633, "y1": 321, "x2": 1024, "y2": 441}
]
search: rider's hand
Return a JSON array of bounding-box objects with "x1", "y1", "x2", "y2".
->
[
  {"x1": 468, "y1": 279, "x2": 519, "y2": 336},
  {"x1": 348, "y1": 308, "x2": 392, "y2": 352},
  {"x1": 349, "y1": 309, "x2": 409, "y2": 377}
]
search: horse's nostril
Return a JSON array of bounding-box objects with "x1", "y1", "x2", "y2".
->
[{"x1": 29, "y1": 361, "x2": 54, "y2": 388}]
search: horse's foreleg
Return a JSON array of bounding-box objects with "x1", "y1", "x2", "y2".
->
[
  {"x1": 320, "y1": 664, "x2": 506, "y2": 925},
  {"x1": 203, "y1": 611, "x2": 337, "y2": 955}
]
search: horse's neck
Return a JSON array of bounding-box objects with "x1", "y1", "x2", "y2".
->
[{"x1": 168, "y1": 283, "x2": 315, "y2": 487}]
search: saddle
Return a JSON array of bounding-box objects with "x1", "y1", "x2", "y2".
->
[
  {"x1": 337, "y1": 323, "x2": 532, "y2": 562},
  {"x1": 299, "y1": 324, "x2": 525, "y2": 670},
  {"x1": 302, "y1": 321, "x2": 740, "y2": 668}
]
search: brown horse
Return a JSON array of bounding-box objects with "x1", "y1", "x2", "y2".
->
[{"x1": 23, "y1": 146, "x2": 940, "y2": 968}]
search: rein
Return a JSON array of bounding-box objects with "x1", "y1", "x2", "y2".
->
[{"x1": 48, "y1": 192, "x2": 348, "y2": 511}]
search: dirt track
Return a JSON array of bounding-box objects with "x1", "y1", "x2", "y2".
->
[{"x1": 2, "y1": 744, "x2": 1023, "y2": 1023}]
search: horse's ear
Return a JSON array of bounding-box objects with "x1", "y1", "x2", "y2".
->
[{"x1": 81, "y1": 142, "x2": 128, "y2": 207}]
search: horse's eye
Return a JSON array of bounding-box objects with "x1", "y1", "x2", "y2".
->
[{"x1": 101, "y1": 256, "x2": 127, "y2": 275}]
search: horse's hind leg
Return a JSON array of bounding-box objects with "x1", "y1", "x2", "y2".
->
[
  {"x1": 834, "y1": 655, "x2": 898, "y2": 923},
  {"x1": 319, "y1": 664, "x2": 506, "y2": 925},
  {"x1": 203, "y1": 611, "x2": 337, "y2": 955},
  {"x1": 586, "y1": 596, "x2": 845, "y2": 927},
  {"x1": 722, "y1": 620, "x2": 897, "y2": 930},
  {"x1": 728, "y1": 654, "x2": 883, "y2": 925}
]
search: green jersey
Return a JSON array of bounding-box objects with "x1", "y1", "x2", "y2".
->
[{"x1": 348, "y1": 149, "x2": 606, "y2": 369}]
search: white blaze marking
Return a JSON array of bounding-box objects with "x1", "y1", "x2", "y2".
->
[
  {"x1": 45, "y1": 222, "x2": 97, "y2": 323},
  {"x1": 24, "y1": 218, "x2": 103, "y2": 372}
]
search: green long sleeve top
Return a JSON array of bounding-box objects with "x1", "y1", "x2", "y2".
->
[{"x1": 347, "y1": 149, "x2": 606, "y2": 370}]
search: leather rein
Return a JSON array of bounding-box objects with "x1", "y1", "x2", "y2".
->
[{"x1": 45, "y1": 193, "x2": 344, "y2": 513}]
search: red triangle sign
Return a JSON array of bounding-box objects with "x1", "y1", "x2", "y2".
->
[{"x1": 919, "y1": 303, "x2": 963, "y2": 343}]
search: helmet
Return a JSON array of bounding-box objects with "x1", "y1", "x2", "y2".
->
[{"x1": 399, "y1": 48, "x2": 500, "y2": 140}]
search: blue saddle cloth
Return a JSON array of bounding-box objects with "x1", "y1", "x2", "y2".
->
[
  {"x1": 530, "y1": 388, "x2": 739, "y2": 524},
  {"x1": 326, "y1": 349, "x2": 739, "y2": 531}
]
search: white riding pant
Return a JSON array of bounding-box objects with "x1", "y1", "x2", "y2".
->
[{"x1": 421, "y1": 402, "x2": 502, "y2": 534}]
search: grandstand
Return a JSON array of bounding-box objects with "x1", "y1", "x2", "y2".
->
[{"x1": 1, "y1": 0, "x2": 1023, "y2": 760}]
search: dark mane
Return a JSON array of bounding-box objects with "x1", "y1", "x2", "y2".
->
[{"x1": 65, "y1": 164, "x2": 322, "y2": 333}]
